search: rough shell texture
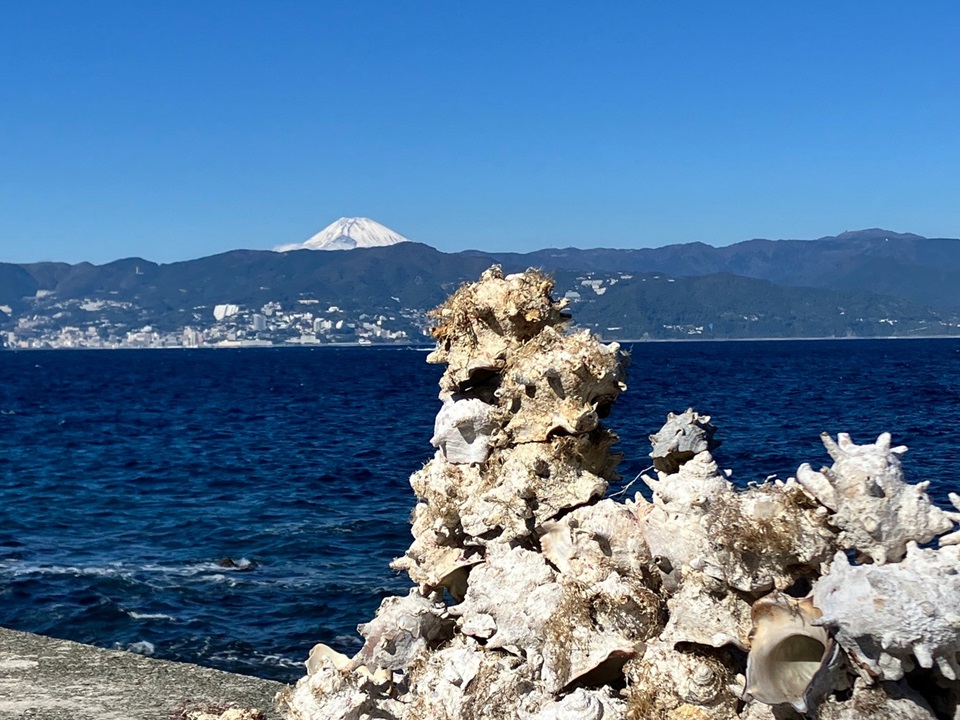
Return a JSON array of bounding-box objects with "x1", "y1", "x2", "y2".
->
[
  {"x1": 537, "y1": 498, "x2": 654, "y2": 582},
  {"x1": 658, "y1": 576, "x2": 752, "y2": 650},
  {"x1": 939, "y1": 491, "x2": 960, "y2": 546},
  {"x1": 404, "y1": 635, "x2": 542, "y2": 720},
  {"x1": 796, "y1": 432, "x2": 953, "y2": 564},
  {"x1": 450, "y1": 544, "x2": 652, "y2": 693},
  {"x1": 648, "y1": 408, "x2": 720, "y2": 475},
  {"x1": 427, "y1": 265, "x2": 569, "y2": 395},
  {"x1": 522, "y1": 687, "x2": 627, "y2": 720},
  {"x1": 497, "y1": 326, "x2": 627, "y2": 443},
  {"x1": 813, "y1": 544, "x2": 960, "y2": 682},
  {"x1": 813, "y1": 678, "x2": 938, "y2": 720},
  {"x1": 624, "y1": 641, "x2": 740, "y2": 720},
  {"x1": 394, "y1": 442, "x2": 615, "y2": 584},
  {"x1": 642, "y1": 453, "x2": 835, "y2": 593},
  {"x1": 278, "y1": 650, "x2": 402, "y2": 720},
  {"x1": 355, "y1": 590, "x2": 454, "y2": 673}
]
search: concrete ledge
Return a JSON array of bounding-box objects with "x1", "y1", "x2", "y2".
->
[{"x1": 0, "y1": 627, "x2": 287, "y2": 720}]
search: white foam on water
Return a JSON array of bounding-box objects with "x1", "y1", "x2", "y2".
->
[
  {"x1": 125, "y1": 611, "x2": 176, "y2": 621},
  {"x1": 0, "y1": 561, "x2": 129, "y2": 579},
  {"x1": 117, "y1": 640, "x2": 155, "y2": 656},
  {"x1": 208, "y1": 648, "x2": 301, "y2": 669}
]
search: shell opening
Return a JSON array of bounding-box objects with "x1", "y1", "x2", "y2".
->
[{"x1": 765, "y1": 633, "x2": 827, "y2": 699}]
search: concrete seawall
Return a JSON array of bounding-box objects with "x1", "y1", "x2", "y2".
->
[{"x1": 0, "y1": 627, "x2": 287, "y2": 720}]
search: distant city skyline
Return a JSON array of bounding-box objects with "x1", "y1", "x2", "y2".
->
[{"x1": 2, "y1": 1, "x2": 959, "y2": 265}]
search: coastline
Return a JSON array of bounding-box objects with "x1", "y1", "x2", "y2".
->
[
  {"x1": 3, "y1": 333, "x2": 960, "y2": 351},
  {"x1": 0, "y1": 626, "x2": 286, "y2": 720}
]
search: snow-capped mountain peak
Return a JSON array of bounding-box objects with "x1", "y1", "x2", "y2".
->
[{"x1": 274, "y1": 217, "x2": 411, "y2": 252}]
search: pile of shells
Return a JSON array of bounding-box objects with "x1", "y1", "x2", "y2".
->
[{"x1": 279, "y1": 266, "x2": 960, "y2": 720}]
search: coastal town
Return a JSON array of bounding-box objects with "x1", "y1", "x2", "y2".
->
[{"x1": 1, "y1": 295, "x2": 430, "y2": 350}]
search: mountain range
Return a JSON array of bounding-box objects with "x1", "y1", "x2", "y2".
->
[{"x1": 2, "y1": 223, "x2": 959, "y2": 342}]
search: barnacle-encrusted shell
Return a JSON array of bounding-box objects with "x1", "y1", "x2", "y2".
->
[
  {"x1": 659, "y1": 575, "x2": 752, "y2": 650},
  {"x1": 450, "y1": 544, "x2": 649, "y2": 693},
  {"x1": 354, "y1": 590, "x2": 454, "y2": 673},
  {"x1": 538, "y1": 498, "x2": 653, "y2": 581}
]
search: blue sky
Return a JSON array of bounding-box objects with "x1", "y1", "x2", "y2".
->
[{"x1": 2, "y1": 2, "x2": 959, "y2": 264}]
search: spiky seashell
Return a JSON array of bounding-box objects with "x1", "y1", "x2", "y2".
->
[
  {"x1": 624, "y1": 641, "x2": 739, "y2": 720},
  {"x1": 640, "y1": 450, "x2": 733, "y2": 578},
  {"x1": 648, "y1": 408, "x2": 720, "y2": 475},
  {"x1": 796, "y1": 432, "x2": 953, "y2": 563},
  {"x1": 354, "y1": 590, "x2": 454, "y2": 673},
  {"x1": 658, "y1": 574, "x2": 752, "y2": 650},
  {"x1": 940, "y1": 492, "x2": 960, "y2": 546},
  {"x1": 642, "y1": 453, "x2": 834, "y2": 593},
  {"x1": 430, "y1": 396, "x2": 498, "y2": 464},
  {"x1": 813, "y1": 544, "x2": 960, "y2": 682},
  {"x1": 743, "y1": 592, "x2": 835, "y2": 713}
]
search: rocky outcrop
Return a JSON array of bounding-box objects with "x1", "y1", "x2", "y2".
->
[{"x1": 280, "y1": 266, "x2": 960, "y2": 720}]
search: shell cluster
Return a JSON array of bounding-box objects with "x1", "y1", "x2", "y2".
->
[{"x1": 280, "y1": 266, "x2": 960, "y2": 720}]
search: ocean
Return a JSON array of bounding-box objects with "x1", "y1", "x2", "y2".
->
[{"x1": 1, "y1": 339, "x2": 958, "y2": 683}]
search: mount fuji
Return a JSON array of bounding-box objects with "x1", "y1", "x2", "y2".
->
[{"x1": 274, "y1": 217, "x2": 412, "y2": 252}]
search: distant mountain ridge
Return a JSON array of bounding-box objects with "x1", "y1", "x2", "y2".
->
[
  {"x1": 483, "y1": 228, "x2": 960, "y2": 309},
  {"x1": 2, "y1": 228, "x2": 959, "y2": 342}
]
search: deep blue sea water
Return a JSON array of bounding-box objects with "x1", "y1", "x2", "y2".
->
[{"x1": 1, "y1": 340, "x2": 959, "y2": 683}]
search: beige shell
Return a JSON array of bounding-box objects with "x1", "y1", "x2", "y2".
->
[{"x1": 744, "y1": 592, "x2": 831, "y2": 713}]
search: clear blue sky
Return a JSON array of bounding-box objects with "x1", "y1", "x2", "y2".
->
[{"x1": 2, "y1": 2, "x2": 959, "y2": 264}]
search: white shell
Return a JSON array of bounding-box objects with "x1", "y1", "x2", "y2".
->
[
  {"x1": 659, "y1": 575, "x2": 752, "y2": 650},
  {"x1": 796, "y1": 432, "x2": 953, "y2": 563},
  {"x1": 648, "y1": 407, "x2": 719, "y2": 474},
  {"x1": 355, "y1": 590, "x2": 453, "y2": 673},
  {"x1": 450, "y1": 544, "x2": 646, "y2": 693},
  {"x1": 813, "y1": 544, "x2": 960, "y2": 682},
  {"x1": 430, "y1": 396, "x2": 497, "y2": 464}
]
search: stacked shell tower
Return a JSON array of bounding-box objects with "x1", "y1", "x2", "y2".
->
[{"x1": 281, "y1": 266, "x2": 960, "y2": 720}]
